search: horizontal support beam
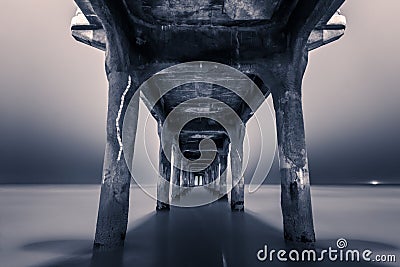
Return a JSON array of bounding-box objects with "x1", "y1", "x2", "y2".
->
[{"x1": 71, "y1": 3, "x2": 346, "y2": 52}]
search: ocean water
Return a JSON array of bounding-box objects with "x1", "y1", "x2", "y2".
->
[{"x1": 0, "y1": 185, "x2": 398, "y2": 267}]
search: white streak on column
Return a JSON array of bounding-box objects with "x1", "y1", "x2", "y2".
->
[{"x1": 116, "y1": 75, "x2": 132, "y2": 161}]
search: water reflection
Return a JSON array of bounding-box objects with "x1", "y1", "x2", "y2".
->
[{"x1": 22, "y1": 199, "x2": 397, "y2": 267}]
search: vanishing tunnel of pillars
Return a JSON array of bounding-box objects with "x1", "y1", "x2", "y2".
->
[
  {"x1": 156, "y1": 132, "x2": 243, "y2": 211},
  {"x1": 93, "y1": 69, "x2": 316, "y2": 250},
  {"x1": 76, "y1": 0, "x2": 347, "y2": 252}
]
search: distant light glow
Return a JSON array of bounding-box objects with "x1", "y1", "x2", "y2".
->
[{"x1": 370, "y1": 180, "x2": 380, "y2": 185}]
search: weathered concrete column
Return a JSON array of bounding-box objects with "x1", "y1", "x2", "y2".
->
[
  {"x1": 231, "y1": 129, "x2": 245, "y2": 211},
  {"x1": 181, "y1": 169, "x2": 189, "y2": 187},
  {"x1": 212, "y1": 157, "x2": 220, "y2": 191},
  {"x1": 219, "y1": 154, "x2": 228, "y2": 200},
  {"x1": 204, "y1": 167, "x2": 210, "y2": 185},
  {"x1": 271, "y1": 50, "x2": 315, "y2": 244},
  {"x1": 203, "y1": 165, "x2": 212, "y2": 185},
  {"x1": 156, "y1": 143, "x2": 171, "y2": 210},
  {"x1": 207, "y1": 165, "x2": 213, "y2": 186},
  {"x1": 88, "y1": 0, "x2": 141, "y2": 251},
  {"x1": 211, "y1": 163, "x2": 215, "y2": 184},
  {"x1": 207, "y1": 161, "x2": 212, "y2": 187},
  {"x1": 171, "y1": 150, "x2": 181, "y2": 201},
  {"x1": 189, "y1": 171, "x2": 195, "y2": 187},
  {"x1": 94, "y1": 72, "x2": 139, "y2": 250}
]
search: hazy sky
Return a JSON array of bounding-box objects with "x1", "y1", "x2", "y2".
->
[{"x1": 0, "y1": 1, "x2": 399, "y2": 184}]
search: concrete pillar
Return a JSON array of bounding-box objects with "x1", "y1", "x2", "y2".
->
[
  {"x1": 189, "y1": 171, "x2": 195, "y2": 187},
  {"x1": 231, "y1": 129, "x2": 245, "y2": 211},
  {"x1": 171, "y1": 149, "x2": 181, "y2": 201},
  {"x1": 213, "y1": 158, "x2": 220, "y2": 191},
  {"x1": 271, "y1": 50, "x2": 315, "y2": 244},
  {"x1": 204, "y1": 167, "x2": 209, "y2": 185},
  {"x1": 181, "y1": 170, "x2": 189, "y2": 187},
  {"x1": 207, "y1": 166, "x2": 212, "y2": 186},
  {"x1": 207, "y1": 159, "x2": 215, "y2": 190},
  {"x1": 219, "y1": 154, "x2": 228, "y2": 200},
  {"x1": 94, "y1": 72, "x2": 139, "y2": 250},
  {"x1": 156, "y1": 144, "x2": 171, "y2": 211},
  {"x1": 89, "y1": 0, "x2": 139, "y2": 251}
]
